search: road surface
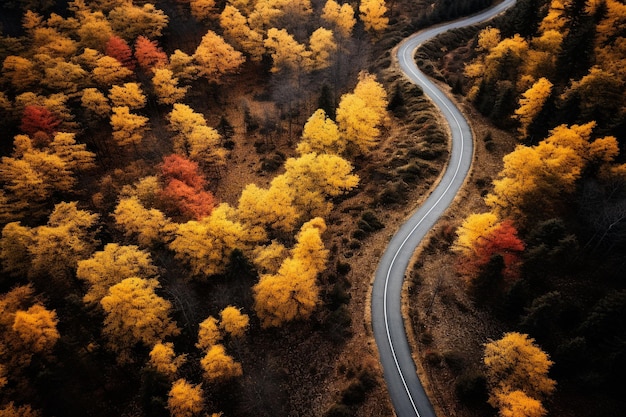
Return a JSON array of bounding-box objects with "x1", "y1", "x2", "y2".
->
[{"x1": 371, "y1": 1, "x2": 516, "y2": 416}]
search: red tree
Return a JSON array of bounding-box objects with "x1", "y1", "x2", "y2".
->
[
  {"x1": 106, "y1": 36, "x2": 136, "y2": 71},
  {"x1": 158, "y1": 154, "x2": 215, "y2": 220},
  {"x1": 20, "y1": 105, "x2": 61, "y2": 144},
  {"x1": 159, "y1": 179, "x2": 216, "y2": 220},
  {"x1": 134, "y1": 36, "x2": 168, "y2": 72},
  {"x1": 160, "y1": 154, "x2": 206, "y2": 189},
  {"x1": 461, "y1": 219, "x2": 525, "y2": 281}
]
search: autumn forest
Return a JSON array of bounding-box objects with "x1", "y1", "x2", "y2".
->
[{"x1": 0, "y1": 0, "x2": 625, "y2": 416}]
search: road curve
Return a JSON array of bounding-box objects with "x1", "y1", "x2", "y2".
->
[{"x1": 371, "y1": 1, "x2": 516, "y2": 416}]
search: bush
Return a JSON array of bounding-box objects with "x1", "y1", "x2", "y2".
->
[
  {"x1": 341, "y1": 380, "x2": 366, "y2": 405},
  {"x1": 455, "y1": 370, "x2": 488, "y2": 406}
]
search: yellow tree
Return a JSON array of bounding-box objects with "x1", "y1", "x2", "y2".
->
[
  {"x1": 297, "y1": 109, "x2": 344, "y2": 155},
  {"x1": 108, "y1": 83, "x2": 147, "y2": 110},
  {"x1": 110, "y1": 106, "x2": 150, "y2": 147},
  {"x1": 264, "y1": 28, "x2": 311, "y2": 73},
  {"x1": 169, "y1": 49, "x2": 200, "y2": 81},
  {"x1": 149, "y1": 342, "x2": 187, "y2": 378},
  {"x1": 0, "y1": 222, "x2": 33, "y2": 277},
  {"x1": 493, "y1": 389, "x2": 547, "y2": 417},
  {"x1": 190, "y1": 0, "x2": 217, "y2": 21},
  {"x1": 186, "y1": 125, "x2": 227, "y2": 170},
  {"x1": 252, "y1": 241, "x2": 287, "y2": 274},
  {"x1": 168, "y1": 379, "x2": 204, "y2": 417},
  {"x1": 81, "y1": 88, "x2": 111, "y2": 118},
  {"x1": 194, "y1": 30, "x2": 245, "y2": 84},
  {"x1": 92, "y1": 56, "x2": 133, "y2": 87},
  {"x1": 28, "y1": 202, "x2": 99, "y2": 283},
  {"x1": 336, "y1": 73, "x2": 388, "y2": 154},
  {"x1": 76, "y1": 243, "x2": 158, "y2": 305},
  {"x1": 309, "y1": 28, "x2": 337, "y2": 71},
  {"x1": 219, "y1": 5, "x2": 265, "y2": 61},
  {"x1": 253, "y1": 218, "x2": 328, "y2": 327},
  {"x1": 200, "y1": 344, "x2": 242, "y2": 381},
  {"x1": 220, "y1": 306, "x2": 249, "y2": 338},
  {"x1": 49, "y1": 132, "x2": 96, "y2": 172},
  {"x1": 108, "y1": 3, "x2": 169, "y2": 40},
  {"x1": 2, "y1": 56, "x2": 39, "y2": 91},
  {"x1": 12, "y1": 305, "x2": 60, "y2": 354},
  {"x1": 321, "y1": 0, "x2": 356, "y2": 38},
  {"x1": 484, "y1": 332, "x2": 556, "y2": 404},
  {"x1": 100, "y1": 277, "x2": 180, "y2": 362},
  {"x1": 169, "y1": 204, "x2": 255, "y2": 278},
  {"x1": 280, "y1": 152, "x2": 359, "y2": 219},
  {"x1": 236, "y1": 182, "x2": 298, "y2": 236},
  {"x1": 514, "y1": 77, "x2": 553, "y2": 138},
  {"x1": 152, "y1": 68, "x2": 189, "y2": 105},
  {"x1": 196, "y1": 316, "x2": 222, "y2": 351},
  {"x1": 359, "y1": 0, "x2": 389, "y2": 34},
  {"x1": 75, "y1": 10, "x2": 114, "y2": 50},
  {"x1": 113, "y1": 196, "x2": 174, "y2": 247}
]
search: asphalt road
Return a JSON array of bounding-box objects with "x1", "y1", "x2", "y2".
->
[{"x1": 371, "y1": 1, "x2": 517, "y2": 416}]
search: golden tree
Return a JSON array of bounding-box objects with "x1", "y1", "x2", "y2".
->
[
  {"x1": 76, "y1": 243, "x2": 158, "y2": 305},
  {"x1": 220, "y1": 306, "x2": 249, "y2": 338},
  {"x1": 152, "y1": 68, "x2": 189, "y2": 105},
  {"x1": 113, "y1": 196, "x2": 174, "y2": 247},
  {"x1": 169, "y1": 204, "x2": 254, "y2": 277},
  {"x1": 92, "y1": 56, "x2": 133, "y2": 86},
  {"x1": 321, "y1": 0, "x2": 356, "y2": 38},
  {"x1": 190, "y1": 0, "x2": 216, "y2": 21},
  {"x1": 149, "y1": 342, "x2": 187, "y2": 378},
  {"x1": 484, "y1": 332, "x2": 556, "y2": 405},
  {"x1": 359, "y1": 0, "x2": 388, "y2": 34},
  {"x1": 100, "y1": 277, "x2": 180, "y2": 362},
  {"x1": 264, "y1": 28, "x2": 311, "y2": 73},
  {"x1": 200, "y1": 344, "x2": 242, "y2": 381},
  {"x1": 514, "y1": 77, "x2": 553, "y2": 138},
  {"x1": 196, "y1": 316, "x2": 222, "y2": 351},
  {"x1": 309, "y1": 28, "x2": 337, "y2": 71},
  {"x1": 253, "y1": 218, "x2": 328, "y2": 327},
  {"x1": 81, "y1": 88, "x2": 111, "y2": 118},
  {"x1": 219, "y1": 5, "x2": 265, "y2": 61},
  {"x1": 108, "y1": 83, "x2": 147, "y2": 110},
  {"x1": 194, "y1": 30, "x2": 245, "y2": 83},
  {"x1": 12, "y1": 304, "x2": 60, "y2": 353},
  {"x1": 110, "y1": 106, "x2": 150, "y2": 147},
  {"x1": 168, "y1": 379, "x2": 204, "y2": 417}
]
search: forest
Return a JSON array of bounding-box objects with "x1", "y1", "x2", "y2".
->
[{"x1": 1, "y1": 0, "x2": 625, "y2": 416}]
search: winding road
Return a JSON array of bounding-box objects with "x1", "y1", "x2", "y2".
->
[{"x1": 371, "y1": 1, "x2": 516, "y2": 416}]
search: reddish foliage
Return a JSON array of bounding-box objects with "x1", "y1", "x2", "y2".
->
[
  {"x1": 105, "y1": 36, "x2": 136, "y2": 71},
  {"x1": 460, "y1": 219, "x2": 525, "y2": 282},
  {"x1": 134, "y1": 36, "x2": 168, "y2": 72},
  {"x1": 158, "y1": 154, "x2": 215, "y2": 220},
  {"x1": 160, "y1": 154, "x2": 207, "y2": 189},
  {"x1": 20, "y1": 105, "x2": 61, "y2": 144},
  {"x1": 159, "y1": 179, "x2": 216, "y2": 220}
]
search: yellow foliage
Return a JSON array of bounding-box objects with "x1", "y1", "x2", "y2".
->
[
  {"x1": 0, "y1": 222, "x2": 33, "y2": 277},
  {"x1": 81, "y1": 88, "x2": 111, "y2": 118},
  {"x1": 194, "y1": 30, "x2": 245, "y2": 83},
  {"x1": 100, "y1": 278, "x2": 180, "y2": 361},
  {"x1": 169, "y1": 49, "x2": 200, "y2": 81},
  {"x1": 264, "y1": 28, "x2": 311, "y2": 73},
  {"x1": 190, "y1": 0, "x2": 217, "y2": 21},
  {"x1": 477, "y1": 27, "x2": 501, "y2": 51},
  {"x1": 494, "y1": 389, "x2": 547, "y2": 417},
  {"x1": 168, "y1": 379, "x2": 204, "y2": 417},
  {"x1": 169, "y1": 204, "x2": 253, "y2": 277},
  {"x1": 236, "y1": 182, "x2": 298, "y2": 235},
  {"x1": 108, "y1": 3, "x2": 169, "y2": 40},
  {"x1": 196, "y1": 316, "x2": 222, "y2": 351},
  {"x1": 77, "y1": 243, "x2": 158, "y2": 305},
  {"x1": 149, "y1": 342, "x2": 187, "y2": 378},
  {"x1": 484, "y1": 332, "x2": 556, "y2": 403},
  {"x1": 2, "y1": 56, "x2": 38, "y2": 90},
  {"x1": 220, "y1": 5, "x2": 265, "y2": 61},
  {"x1": 92, "y1": 56, "x2": 133, "y2": 86},
  {"x1": 108, "y1": 83, "x2": 147, "y2": 110},
  {"x1": 321, "y1": 0, "x2": 356, "y2": 38},
  {"x1": 453, "y1": 212, "x2": 499, "y2": 255},
  {"x1": 538, "y1": 0, "x2": 571, "y2": 34},
  {"x1": 114, "y1": 196, "x2": 174, "y2": 247},
  {"x1": 110, "y1": 106, "x2": 150, "y2": 147},
  {"x1": 252, "y1": 241, "x2": 288, "y2": 274},
  {"x1": 297, "y1": 109, "x2": 345, "y2": 155},
  {"x1": 336, "y1": 94, "x2": 381, "y2": 153},
  {"x1": 12, "y1": 304, "x2": 60, "y2": 353},
  {"x1": 309, "y1": 28, "x2": 337, "y2": 71},
  {"x1": 359, "y1": 0, "x2": 389, "y2": 33},
  {"x1": 514, "y1": 77, "x2": 553, "y2": 138},
  {"x1": 152, "y1": 68, "x2": 189, "y2": 105},
  {"x1": 200, "y1": 344, "x2": 243, "y2": 381},
  {"x1": 220, "y1": 306, "x2": 249, "y2": 338}
]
